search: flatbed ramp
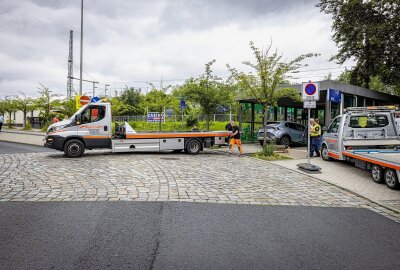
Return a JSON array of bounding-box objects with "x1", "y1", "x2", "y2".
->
[{"x1": 343, "y1": 150, "x2": 400, "y2": 170}]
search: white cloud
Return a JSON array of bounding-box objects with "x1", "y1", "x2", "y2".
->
[{"x1": 0, "y1": 0, "x2": 352, "y2": 98}]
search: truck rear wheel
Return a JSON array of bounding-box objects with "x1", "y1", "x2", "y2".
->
[
  {"x1": 64, "y1": 139, "x2": 85, "y2": 158},
  {"x1": 371, "y1": 164, "x2": 384, "y2": 183},
  {"x1": 384, "y1": 169, "x2": 399, "y2": 189},
  {"x1": 185, "y1": 139, "x2": 201, "y2": 155}
]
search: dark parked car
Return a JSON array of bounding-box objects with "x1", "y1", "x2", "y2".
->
[{"x1": 257, "y1": 121, "x2": 306, "y2": 148}]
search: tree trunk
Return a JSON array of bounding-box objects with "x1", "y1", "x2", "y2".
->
[
  {"x1": 7, "y1": 111, "x2": 12, "y2": 128},
  {"x1": 23, "y1": 111, "x2": 27, "y2": 129},
  {"x1": 263, "y1": 104, "x2": 269, "y2": 147}
]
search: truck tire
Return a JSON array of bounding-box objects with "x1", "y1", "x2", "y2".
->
[
  {"x1": 185, "y1": 139, "x2": 201, "y2": 155},
  {"x1": 64, "y1": 139, "x2": 85, "y2": 158},
  {"x1": 384, "y1": 169, "x2": 399, "y2": 189},
  {"x1": 279, "y1": 136, "x2": 290, "y2": 149},
  {"x1": 321, "y1": 145, "x2": 332, "y2": 161},
  {"x1": 371, "y1": 164, "x2": 384, "y2": 183}
]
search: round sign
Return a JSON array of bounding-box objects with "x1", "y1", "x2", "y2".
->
[
  {"x1": 79, "y1": 96, "x2": 90, "y2": 106},
  {"x1": 305, "y1": 84, "x2": 316, "y2": 95}
]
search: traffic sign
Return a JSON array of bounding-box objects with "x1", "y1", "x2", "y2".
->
[
  {"x1": 302, "y1": 82, "x2": 319, "y2": 101},
  {"x1": 180, "y1": 100, "x2": 186, "y2": 109},
  {"x1": 79, "y1": 96, "x2": 90, "y2": 106},
  {"x1": 91, "y1": 96, "x2": 101, "y2": 103},
  {"x1": 303, "y1": 100, "x2": 316, "y2": 109}
]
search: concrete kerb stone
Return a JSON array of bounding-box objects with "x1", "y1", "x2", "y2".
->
[{"x1": 249, "y1": 155, "x2": 400, "y2": 216}]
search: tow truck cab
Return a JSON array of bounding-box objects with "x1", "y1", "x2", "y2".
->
[{"x1": 45, "y1": 102, "x2": 112, "y2": 153}]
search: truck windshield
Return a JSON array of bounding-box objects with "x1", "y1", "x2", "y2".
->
[{"x1": 348, "y1": 115, "x2": 389, "y2": 128}]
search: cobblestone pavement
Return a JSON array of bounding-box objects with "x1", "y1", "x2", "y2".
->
[{"x1": 0, "y1": 151, "x2": 399, "y2": 222}]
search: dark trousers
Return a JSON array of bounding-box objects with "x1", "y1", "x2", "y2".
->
[
  {"x1": 0, "y1": 122, "x2": 2, "y2": 131},
  {"x1": 310, "y1": 137, "x2": 320, "y2": 156}
]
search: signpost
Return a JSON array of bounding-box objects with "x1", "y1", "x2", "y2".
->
[
  {"x1": 297, "y1": 82, "x2": 321, "y2": 173},
  {"x1": 91, "y1": 96, "x2": 100, "y2": 103},
  {"x1": 180, "y1": 99, "x2": 186, "y2": 129},
  {"x1": 75, "y1": 95, "x2": 91, "y2": 109}
]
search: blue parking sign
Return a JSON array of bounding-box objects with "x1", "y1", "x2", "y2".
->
[{"x1": 180, "y1": 100, "x2": 186, "y2": 109}]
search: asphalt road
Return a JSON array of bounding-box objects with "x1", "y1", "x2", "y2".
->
[
  {"x1": 0, "y1": 202, "x2": 399, "y2": 270},
  {"x1": 0, "y1": 141, "x2": 55, "y2": 154}
]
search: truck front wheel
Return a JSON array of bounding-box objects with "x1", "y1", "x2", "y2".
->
[
  {"x1": 384, "y1": 169, "x2": 399, "y2": 189},
  {"x1": 185, "y1": 139, "x2": 201, "y2": 155},
  {"x1": 64, "y1": 139, "x2": 85, "y2": 158},
  {"x1": 321, "y1": 145, "x2": 332, "y2": 161},
  {"x1": 371, "y1": 164, "x2": 384, "y2": 183}
]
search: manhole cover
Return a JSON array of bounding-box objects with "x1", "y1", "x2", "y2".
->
[{"x1": 159, "y1": 157, "x2": 180, "y2": 160}]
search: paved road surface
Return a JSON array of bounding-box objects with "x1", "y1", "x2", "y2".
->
[
  {"x1": 0, "y1": 202, "x2": 399, "y2": 270},
  {"x1": 0, "y1": 141, "x2": 54, "y2": 154}
]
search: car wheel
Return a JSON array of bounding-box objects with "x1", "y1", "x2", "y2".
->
[
  {"x1": 384, "y1": 169, "x2": 399, "y2": 189},
  {"x1": 63, "y1": 139, "x2": 85, "y2": 158},
  {"x1": 259, "y1": 140, "x2": 264, "y2": 146},
  {"x1": 185, "y1": 139, "x2": 201, "y2": 155},
  {"x1": 321, "y1": 144, "x2": 332, "y2": 161},
  {"x1": 371, "y1": 164, "x2": 384, "y2": 183},
  {"x1": 279, "y1": 136, "x2": 290, "y2": 149}
]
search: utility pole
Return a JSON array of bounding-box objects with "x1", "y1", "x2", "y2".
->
[
  {"x1": 92, "y1": 81, "x2": 98, "y2": 97},
  {"x1": 104, "y1": 84, "x2": 110, "y2": 98},
  {"x1": 79, "y1": 0, "x2": 84, "y2": 95},
  {"x1": 67, "y1": 30, "x2": 73, "y2": 98}
]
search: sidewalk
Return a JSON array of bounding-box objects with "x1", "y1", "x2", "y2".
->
[
  {"x1": 270, "y1": 158, "x2": 400, "y2": 212},
  {"x1": 0, "y1": 128, "x2": 45, "y2": 146}
]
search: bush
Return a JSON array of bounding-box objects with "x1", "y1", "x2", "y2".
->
[
  {"x1": 262, "y1": 141, "x2": 276, "y2": 156},
  {"x1": 23, "y1": 122, "x2": 32, "y2": 130},
  {"x1": 186, "y1": 115, "x2": 198, "y2": 127}
]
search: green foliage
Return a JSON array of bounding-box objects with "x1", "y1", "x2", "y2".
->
[
  {"x1": 61, "y1": 98, "x2": 77, "y2": 117},
  {"x1": 35, "y1": 84, "x2": 60, "y2": 125},
  {"x1": 179, "y1": 60, "x2": 235, "y2": 130},
  {"x1": 317, "y1": 0, "x2": 400, "y2": 91},
  {"x1": 120, "y1": 87, "x2": 145, "y2": 115},
  {"x1": 227, "y1": 41, "x2": 317, "y2": 145},
  {"x1": 2, "y1": 98, "x2": 18, "y2": 128},
  {"x1": 14, "y1": 92, "x2": 36, "y2": 129},
  {"x1": 126, "y1": 120, "x2": 228, "y2": 132},
  {"x1": 262, "y1": 141, "x2": 276, "y2": 156},
  {"x1": 186, "y1": 115, "x2": 198, "y2": 127},
  {"x1": 23, "y1": 122, "x2": 32, "y2": 130}
]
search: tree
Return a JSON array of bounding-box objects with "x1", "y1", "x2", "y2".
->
[
  {"x1": 317, "y1": 0, "x2": 400, "y2": 92},
  {"x1": 61, "y1": 98, "x2": 77, "y2": 118},
  {"x1": 2, "y1": 98, "x2": 18, "y2": 128},
  {"x1": 180, "y1": 60, "x2": 234, "y2": 130},
  {"x1": 120, "y1": 87, "x2": 145, "y2": 115},
  {"x1": 227, "y1": 41, "x2": 317, "y2": 146},
  {"x1": 144, "y1": 87, "x2": 174, "y2": 131},
  {"x1": 35, "y1": 84, "x2": 60, "y2": 125},
  {"x1": 14, "y1": 92, "x2": 36, "y2": 129}
]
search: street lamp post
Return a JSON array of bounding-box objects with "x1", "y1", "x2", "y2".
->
[{"x1": 79, "y1": 0, "x2": 84, "y2": 96}]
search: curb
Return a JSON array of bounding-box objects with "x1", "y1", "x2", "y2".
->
[{"x1": 1, "y1": 130, "x2": 45, "y2": 136}]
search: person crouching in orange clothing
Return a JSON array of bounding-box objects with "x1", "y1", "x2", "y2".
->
[{"x1": 228, "y1": 121, "x2": 243, "y2": 157}]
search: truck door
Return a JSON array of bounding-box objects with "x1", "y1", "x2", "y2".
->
[
  {"x1": 324, "y1": 116, "x2": 341, "y2": 154},
  {"x1": 77, "y1": 104, "x2": 111, "y2": 149}
]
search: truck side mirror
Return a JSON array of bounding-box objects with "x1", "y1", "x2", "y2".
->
[
  {"x1": 322, "y1": 126, "x2": 328, "y2": 131},
  {"x1": 75, "y1": 115, "x2": 81, "y2": 125}
]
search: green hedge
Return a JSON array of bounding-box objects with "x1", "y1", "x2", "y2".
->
[{"x1": 125, "y1": 121, "x2": 229, "y2": 132}]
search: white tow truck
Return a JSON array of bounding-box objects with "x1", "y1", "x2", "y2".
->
[
  {"x1": 44, "y1": 102, "x2": 230, "y2": 158},
  {"x1": 321, "y1": 106, "x2": 400, "y2": 189}
]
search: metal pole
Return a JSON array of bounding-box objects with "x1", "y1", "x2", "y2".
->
[
  {"x1": 181, "y1": 109, "x2": 184, "y2": 129},
  {"x1": 79, "y1": 0, "x2": 83, "y2": 95},
  {"x1": 308, "y1": 108, "x2": 311, "y2": 165}
]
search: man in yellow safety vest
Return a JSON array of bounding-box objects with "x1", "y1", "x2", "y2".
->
[{"x1": 310, "y1": 118, "x2": 321, "y2": 157}]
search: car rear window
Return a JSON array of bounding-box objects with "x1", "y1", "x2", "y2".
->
[{"x1": 348, "y1": 115, "x2": 389, "y2": 128}]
